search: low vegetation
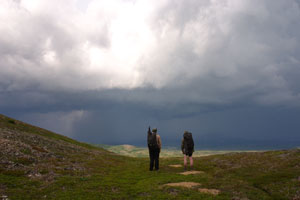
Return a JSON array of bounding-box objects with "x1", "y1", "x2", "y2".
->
[{"x1": 1, "y1": 114, "x2": 299, "y2": 199}]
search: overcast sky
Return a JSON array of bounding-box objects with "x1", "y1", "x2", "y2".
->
[{"x1": 1, "y1": 0, "x2": 300, "y2": 149}]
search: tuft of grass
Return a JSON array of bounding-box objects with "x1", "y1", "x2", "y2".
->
[
  {"x1": 14, "y1": 157, "x2": 34, "y2": 165},
  {"x1": 8, "y1": 119, "x2": 15, "y2": 124}
]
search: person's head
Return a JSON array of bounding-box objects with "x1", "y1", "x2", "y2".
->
[{"x1": 152, "y1": 128, "x2": 157, "y2": 133}]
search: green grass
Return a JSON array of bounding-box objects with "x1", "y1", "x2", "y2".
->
[
  {"x1": 1, "y1": 114, "x2": 299, "y2": 199},
  {"x1": 19, "y1": 157, "x2": 229, "y2": 200},
  {"x1": 2, "y1": 153, "x2": 299, "y2": 199}
]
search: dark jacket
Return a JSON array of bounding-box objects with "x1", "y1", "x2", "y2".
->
[{"x1": 181, "y1": 135, "x2": 194, "y2": 154}]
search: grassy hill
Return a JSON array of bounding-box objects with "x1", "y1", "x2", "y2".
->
[{"x1": 0, "y1": 114, "x2": 299, "y2": 199}]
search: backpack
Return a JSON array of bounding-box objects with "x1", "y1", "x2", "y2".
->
[
  {"x1": 148, "y1": 133, "x2": 159, "y2": 150},
  {"x1": 184, "y1": 132, "x2": 194, "y2": 152}
]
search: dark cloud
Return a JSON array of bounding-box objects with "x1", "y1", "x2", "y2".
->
[{"x1": 2, "y1": 89, "x2": 300, "y2": 149}]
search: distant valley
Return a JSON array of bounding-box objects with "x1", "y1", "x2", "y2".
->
[{"x1": 97, "y1": 144, "x2": 261, "y2": 157}]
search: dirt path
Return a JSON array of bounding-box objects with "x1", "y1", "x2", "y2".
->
[
  {"x1": 163, "y1": 182, "x2": 201, "y2": 188},
  {"x1": 178, "y1": 170, "x2": 204, "y2": 175},
  {"x1": 168, "y1": 164, "x2": 182, "y2": 168},
  {"x1": 164, "y1": 163, "x2": 221, "y2": 196}
]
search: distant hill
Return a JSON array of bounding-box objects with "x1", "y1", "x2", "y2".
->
[
  {"x1": 1, "y1": 114, "x2": 299, "y2": 199},
  {"x1": 97, "y1": 144, "x2": 258, "y2": 157}
]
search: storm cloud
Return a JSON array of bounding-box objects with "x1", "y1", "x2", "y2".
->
[{"x1": 1, "y1": 0, "x2": 300, "y2": 149}]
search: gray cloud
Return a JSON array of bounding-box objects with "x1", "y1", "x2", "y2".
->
[
  {"x1": 138, "y1": 0, "x2": 300, "y2": 105},
  {"x1": 1, "y1": 0, "x2": 300, "y2": 148}
]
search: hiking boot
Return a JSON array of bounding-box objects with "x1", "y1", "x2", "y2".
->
[{"x1": 184, "y1": 166, "x2": 187, "y2": 171}]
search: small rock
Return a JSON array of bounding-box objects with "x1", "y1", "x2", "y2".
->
[
  {"x1": 167, "y1": 188, "x2": 178, "y2": 196},
  {"x1": 64, "y1": 167, "x2": 73, "y2": 171},
  {"x1": 111, "y1": 187, "x2": 119, "y2": 193},
  {"x1": 139, "y1": 192, "x2": 150, "y2": 197},
  {"x1": 1, "y1": 195, "x2": 9, "y2": 200}
]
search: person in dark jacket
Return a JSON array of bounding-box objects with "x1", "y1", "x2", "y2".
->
[
  {"x1": 181, "y1": 131, "x2": 194, "y2": 171},
  {"x1": 147, "y1": 127, "x2": 161, "y2": 171}
]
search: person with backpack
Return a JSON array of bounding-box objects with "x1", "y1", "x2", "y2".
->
[
  {"x1": 181, "y1": 131, "x2": 194, "y2": 171},
  {"x1": 147, "y1": 127, "x2": 161, "y2": 171}
]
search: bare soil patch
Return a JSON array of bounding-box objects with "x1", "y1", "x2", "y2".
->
[
  {"x1": 179, "y1": 170, "x2": 204, "y2": 175},
  {"x1": 168, "y1": 164, "x2": 182, "y2": 168},
  {"x1": 198, "y1": 188, "x2": 220, "y2": 196},
  {"x1": 163, "y1": 182, "x2": 201, "y2": 188}
]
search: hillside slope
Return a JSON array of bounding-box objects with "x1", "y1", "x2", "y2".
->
[
  {"x1": 0, "y1": 114, "x2": 124, "y2": 199},
  {"x1": 1, "y1": 114, "x2": 300, "y2": 200},
  {"x1": 0, "y1": 114, "x2": 114, "y2": 179}
]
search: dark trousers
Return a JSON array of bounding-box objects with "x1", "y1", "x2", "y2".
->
[{"x1": 149, "y1": 149, "x2": 160, "y2": 171}]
